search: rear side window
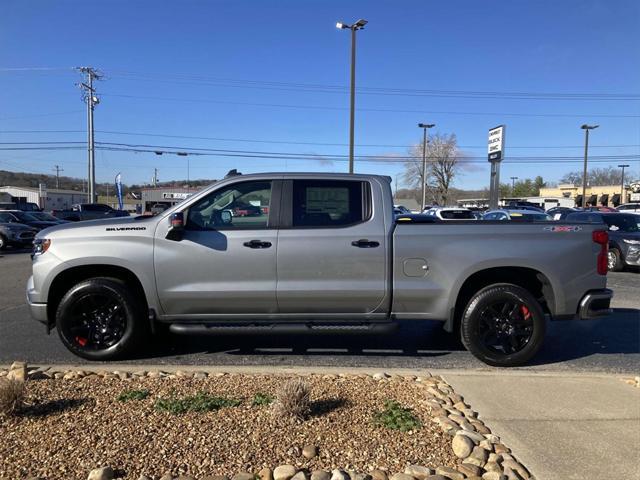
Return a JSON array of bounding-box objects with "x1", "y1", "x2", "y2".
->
[
  {"x1": 292, "y1": 180, "x2": 367, "y2": 227},
  {"x1": 440, "y1": 210, "x2": 475, "y2": 219}
]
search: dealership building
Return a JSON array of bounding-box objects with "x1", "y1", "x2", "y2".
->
[
  {"x1": 0, "y1": 185, "x2": 87, "y2": 210},
  {"x1": 140, "y1": 186, "x2": 204, "y2": 212}
]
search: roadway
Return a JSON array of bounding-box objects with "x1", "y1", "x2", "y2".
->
[{"x1": 1, "y1": 250, "x2": 638, "y2": 373}]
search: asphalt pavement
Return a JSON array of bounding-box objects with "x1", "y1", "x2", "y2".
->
[{"x1": 1, "y1": 250, "x2": 639, "y2": 372}]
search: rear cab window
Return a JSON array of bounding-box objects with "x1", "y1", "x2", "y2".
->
[{"x1": 290, "y1": 179, "x2": 370, "y2": 228}]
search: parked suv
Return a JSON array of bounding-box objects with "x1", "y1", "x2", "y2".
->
[
  {"x1": 565, "y1": 211, "x2": 640, "y2": 271},
  {"x1": 0, "y1": 211, "x2": 59, "y2": 232},
  {"x1": 0, "y1": 221, "x2": 36, "y2": 250}
]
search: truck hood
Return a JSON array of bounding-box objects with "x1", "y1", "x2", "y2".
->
[{"x1": 36, "y1": 215, "x2": 155, "y2": 238}]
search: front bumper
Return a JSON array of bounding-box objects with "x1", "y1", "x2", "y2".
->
[
  {"x1": 26, "y1": 275, "x2": 48, "y2": 326},
  {"x1": 578, "y1": 288, "x2": 613, "y2": 319},
  {"x1": 624, "y1": 245, "x2": 640, "y2": 266}
]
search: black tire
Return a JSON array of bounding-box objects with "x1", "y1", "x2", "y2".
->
[
  {"x1": 608, "y1": 248, "x2": 624, "y2": 272},
  {"x1": 460, "y1": 284, "x2": 546, "y2": 367},
  {"x1": 0, "y1": 234, "x2": 6, "y2": 251},
  {"x1": 55, "y1": 277, "x2": 147, "y2": 360}
]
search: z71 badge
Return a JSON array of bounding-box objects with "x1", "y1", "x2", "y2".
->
[{"x1": 543, "y1": 225, "x2": 583, "y2": 232}]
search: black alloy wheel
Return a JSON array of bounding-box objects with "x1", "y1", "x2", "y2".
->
[
  {"x1": 461, "y1": 284, "x2": 546, "y2": 367},
  {"x1": 56, "y1": 277, "x2": 146, "y2": 360}
]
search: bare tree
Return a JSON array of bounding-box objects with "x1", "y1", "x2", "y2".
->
[
  {"x1": 402, "y1": 133, "x2": 461, "y2": 206},
  {"x1": 560, "y1": 167, "x2": 624, "y2": 187}
]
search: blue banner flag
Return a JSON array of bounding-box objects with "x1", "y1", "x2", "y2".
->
[{"x1": 115, "y1": 172, "x2": 123, "y2": 210}]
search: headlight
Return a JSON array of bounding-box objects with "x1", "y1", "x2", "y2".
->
[
  {"x1": 32, "y1": 238, "x2": 51, "y2": 256},
  {"x1": 623, "y1": 239, "x2": 640, "y2": 245}
]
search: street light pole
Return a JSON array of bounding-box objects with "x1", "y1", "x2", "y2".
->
[
  {"x1": 580, "y1": 124, "x2": 599, "y2": 208},
  {"x1": 418, "y1": 123, "x2": 435, "y2": 210},
  {"x1": 618, "y1": 164, "x2": 630, "y2": 203},
  {"x1": 337, "y1": 19, "x2": 368, "y2": 174}
]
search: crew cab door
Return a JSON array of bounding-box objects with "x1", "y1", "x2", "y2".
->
[
  {"x1": 276, "y1": 178, "x2": 389, "y2": 316},
  {"x1": 154, "y1": 179, "x2": 279, "y2": 315}
]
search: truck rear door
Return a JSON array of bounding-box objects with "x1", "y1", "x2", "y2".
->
[{"x1": 276, "y1": 178, "x2": 390, "y2": 316}]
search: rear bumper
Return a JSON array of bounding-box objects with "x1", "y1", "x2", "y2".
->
[{"x1": 578, "y1": 288, "x2": 613, "y2": 319}]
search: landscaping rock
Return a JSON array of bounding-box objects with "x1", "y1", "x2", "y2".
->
[
  {"x1": 311, "y1": 471, "x2": 330, "y2": 480},
  {"x1": 424, "y1": 476, "x2": 448, "y2": 480},
  {"x1": 456, "y1": 429, "x2": 484, "y2": 443},
  {"x1": 369, "y1": 470, "x2": 388, "y2": 480},
  {"x1": 275, "y1": 466, "x2": 297, "y2": 480},
  {"x1": 452, "y1": 434, "x2": 474, "y2": 458},
  {"x1": 458, "y1": 463, "x2": 482, "y2": 477},
  {"x1": 233, "y1": 473, "x2": 256, "y2": 480},
  {"x1": 7, "y1": 362, "x2": 27, "y2": 382},
  {"x1": 330, "y1": 470, "x2": 349, "y2": 480},
  {"x1": 434, "y1": 466, "x2": 464, "y2": 480},
  {"x1": 302, "y1": 444, "x2": 318, "y2": 459},
  {"x1": 389, "y1": 473, "x2": 414, "y2": 480},
  {"x1": 465, "y1": 446, "x2": 489, "y2": 467},
  {"x1": 259, "y1": 468, "x2": 274, "y2": 480},
  {"x1": 291, "y1": 472, "x2": 309, "y2": 480},
  {"x1": 87, "y1": 467, "x2": 114, "y2": 480},
  {"x1": 501, "y1": 460, "x2": 529, "y2": 479},
  {"x1": 404, "y1": 465, "x2": 433, "y2": 480},
  {"x1": 373, "y1": 372, "x2": 390, "y2": 380},
  {"x1": 481, "y1": 474, "x2": 506, "y2": 480},
  {"x1": 351, "y1": 474, "x2": 371, "y2": 480},
  {"x1": 494, "y1": 444, "x2": 510, "y2": 454}
]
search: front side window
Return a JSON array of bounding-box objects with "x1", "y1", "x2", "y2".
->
[
  {"x1": 187, "y1": 180, "x2": 272, "y2": 230},
  {"x1": 292, "y1": 180, "x2": 366, "y2": 227}
]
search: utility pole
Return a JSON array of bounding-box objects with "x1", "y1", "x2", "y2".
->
[
  {"x1": 580, "y1": 124, "x2": 599, "y2": 208},
  {"x1": 77, "y1": 67, "x2": 103, "y2": 204},
  {"x1": 510, "y1": 176, "x2": 518, "y2": 194},
  {"x1": 52, "y1": 165, "x2": 64, "y2": 189},
  {"x1": 152, "y1": 168, "x2": 158, "y2": 188},
  {"x1": 336, "y1": 19, "x2": 368, "y2": 173},
  {"x1": 618, "y1": 164, "x2": 630, "y2": 203},
  {"x1": 418, "y1": 123, "x2": 435, "y2": 210}
]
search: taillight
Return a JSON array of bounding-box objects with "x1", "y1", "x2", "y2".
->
[{"x1": 592, "y1": 230, "x2": 609, "y2": 275}]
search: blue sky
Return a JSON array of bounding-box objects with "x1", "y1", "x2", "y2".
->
[{"x1": 1, "y1": 0, "x2": 638, "y2": 189}]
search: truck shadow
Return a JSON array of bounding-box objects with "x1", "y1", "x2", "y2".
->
[{"x1": 137, "y1": 308, "x2": 639, "y2": 365}]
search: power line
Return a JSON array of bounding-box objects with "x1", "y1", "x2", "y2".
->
[
  {"x1": 99, "y1": 93, "x2": 640, "y2": 118},
  {"x1": 1, "y1": 129, "x2": 639, "y2": 150},
  {"x1": 107, "y1": 70, "x2": 640, "y2": 101}
]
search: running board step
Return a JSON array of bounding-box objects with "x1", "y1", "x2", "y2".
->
[{"x1": 168, "y1": 322, "x2": 398, "y2": 336}]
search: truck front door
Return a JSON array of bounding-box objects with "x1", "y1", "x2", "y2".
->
[
  {"x1": 154, "y1": 179, "x2": 279, "y2": 316},
  {"x1": 276, "y1": 179, "x2": 389, "y2": 316}
]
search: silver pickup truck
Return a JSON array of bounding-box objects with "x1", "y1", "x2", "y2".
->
[{"x1": 27, "y1": 173, "x2": 613, "y2": 366}]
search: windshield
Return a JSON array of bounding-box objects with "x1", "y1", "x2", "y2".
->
[
  {"x1": 10, "y1": 211, "x2": 38, "y2": 222},
  {"x1": 604, "y1": 215, "x2": 640, "y2": 232},
  {"x1": 440, "y1": 210, "x2": 476, "y2": 219}
]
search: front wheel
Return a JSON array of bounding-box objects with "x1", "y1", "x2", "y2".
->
[
  {"x1": 0, "y1": 234, "x2": 7, "y2": 250},
  {"x1": 460, "y1": 284, "x2": 546, "y2": 367},
  {"x1": 55, "y1": 277, "x2": 146, "y2": 360}
]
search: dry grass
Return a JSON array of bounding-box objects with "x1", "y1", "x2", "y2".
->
[
  {"x1": 272, "y1": 377, "x2": 311, "y2": 421},
  {"x1": 0, "y1": 378, "x2": 25, "y2": 416}
]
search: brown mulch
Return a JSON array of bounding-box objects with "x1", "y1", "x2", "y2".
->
[{"x1": 0, "y1": 374, "x2": 458, "y2": 479}]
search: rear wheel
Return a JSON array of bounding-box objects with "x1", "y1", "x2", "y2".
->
[
  {"x1": 55, "y1": 277, "x2": 147, "y2": 360},
  {"x1": 0, "y1": 234, "x2": 6, "y2": 250},
  {"x1": 460, "y1": 284, "x2": 546, "y2": 367},
  {"x1": 608, "y1": 248, "x2": 623, "y2": 272}
]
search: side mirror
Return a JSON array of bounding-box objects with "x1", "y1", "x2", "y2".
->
[
  {"x1": 166, "y1": 212, "x2": 185, "y2": 241},
  {"x1": 221, "y1": 210, "x2": 232, "y2": 225}
]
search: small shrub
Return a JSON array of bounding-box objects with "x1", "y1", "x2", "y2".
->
[
  {"x1": 154, "y1": 392, "x2": 241, "y2": 414},
  {"x1": 117, "y1": 389, "x2": 150, "y2": 402},
  {"x1": 272, "y1": 377, "x2": 310, "y2": 420},
  {"x1": 0, "y1": 378, "x2": 25, "y2": 416},
  {"x1": 252, "y1": 392, "x2": 274, "y2": 406},
  {"x1": 373, "y1": 400, "x2": 422, "y2": 432}
]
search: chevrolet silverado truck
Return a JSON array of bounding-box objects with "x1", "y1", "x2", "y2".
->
[{"x1": 28, "y1": 173, "x2": 613, "y2": 366}]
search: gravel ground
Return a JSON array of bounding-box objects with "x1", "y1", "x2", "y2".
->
[{"x1": 0, "y1": 374, "x2": 458, "y2": 479}]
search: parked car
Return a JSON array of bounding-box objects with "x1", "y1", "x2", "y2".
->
[
  {"x1": 483, "y1": 209, "x2": 552, "y2": 222},
  {"x1": 547, "y1": 207, "x2": 580, "y2": 221},
  {"x1": 28, "y1": 172, "x2": 612, "y2": 367},
  {"x1": 0, "y1": 202, "x2": 41, "y2": 212},
  {"x1": 0, "y1": 221, "x2": 36, "y2": 250},
  {"x1": 584, "y1": 206, "x2": 617, "y2": 212},
  {"x1": 424, "y1": 207, "x2": 477, "y2": 220},
  {"x1": 505, "y1": 201, "x2": 544, "y2": 212},
  {"x1": 28, "y1": 211, "x2": 71, "y2": 225},
  {"x1": 150, "y1": 203, "x2": 169, "y2": 215},
  {"x1": 616, "y1": 203, "x2": 640, "y2": 215},
  {"x1": 52, "y1": 203, "x2": 130, "y2": 222},
  {"x1": 565, "y1": 211, "x2": 640, "y2": 271},
  {"x1": 393, "y1": 205, "x2": 411, "y2": 215},
  {"x1": 0, "y1": 211, "x2": 59, "y2": 232}
]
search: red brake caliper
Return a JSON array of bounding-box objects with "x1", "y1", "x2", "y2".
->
[
  {"x1": 520, "y1": 305, "x2": 532, "y2": 321},
  {"x1": 75, "y1": 336, "x2": 88, "y2": 347}
]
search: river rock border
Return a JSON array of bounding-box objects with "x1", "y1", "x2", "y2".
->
[{"x1": 2, "y1": 363, "x2": 533, "y2": 480}]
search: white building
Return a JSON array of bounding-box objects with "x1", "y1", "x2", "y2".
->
[{"x1": 0, "y1": 186, "x2": 87, "y2": 210}]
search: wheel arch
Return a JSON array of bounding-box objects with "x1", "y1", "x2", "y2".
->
[
  {"x1": 445, "y1": 266, "x2": 555, "y2": 333},
  {"x1": 47, "y1": 264, "x2": 148, "y2": 327}
]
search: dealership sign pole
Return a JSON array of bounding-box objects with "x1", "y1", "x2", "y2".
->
[{"x1": 488, "y1": 125, "x2": 506, "y2": 210}]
